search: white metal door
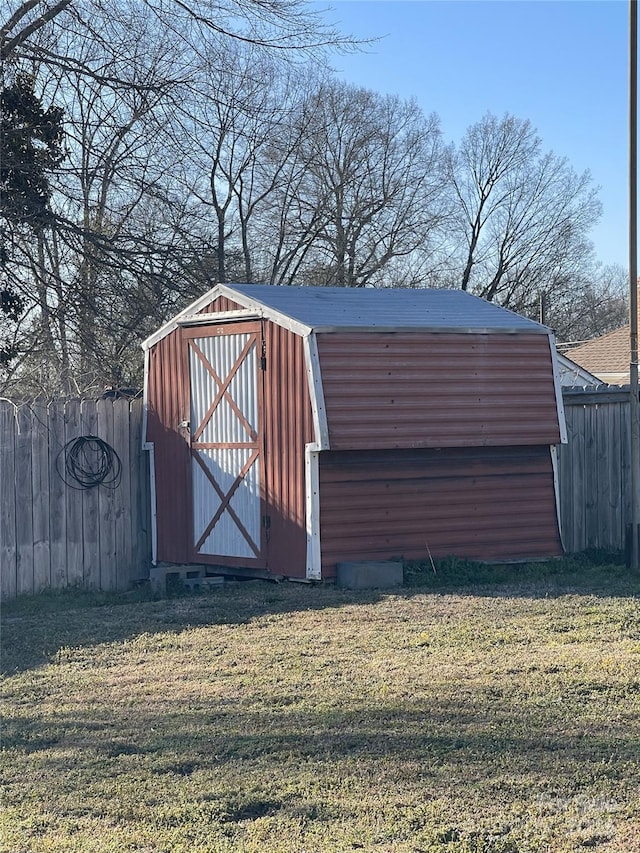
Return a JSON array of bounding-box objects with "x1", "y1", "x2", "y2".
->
[{"x1": 186, "y1": 324, "x2": 265, "y2": 563}]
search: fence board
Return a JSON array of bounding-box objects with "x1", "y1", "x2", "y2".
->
[
  {"x1": 48, "y1": 400, "x2": 67, "y2": 590},
  {"x1": 15, "y1": 406, "x2": 34, "y2": 596},
  {"x1": 64, "y1": 400, "x2": 84, "y2": 587},
  {"x1": 81, "y1": 400, "x2": 100, "y2": 590},
  {"x1": 603, "y1": 402, "x2": 622, "y2": 547},
  {"x1": 97, "y1": 399, "x2": 117, "y2": 591},
  {"x1": 129, "y1": 398, "x2": 147, "y2": 580},
  {"x1": 0, "y1": 401, "x2": 17, "y2": 600},
  {"x1": 566, "y1": 403, "x2": 585, "y2": 553},
  {"x1": 31, "y1": 403, "x2": 51, "y2": 592},
  {"x1": 584, "y1": 403, "x2": 598, "y2": 549},
  {"x1": 114, "y1": 399, "x2": 131, "y2": 591}
]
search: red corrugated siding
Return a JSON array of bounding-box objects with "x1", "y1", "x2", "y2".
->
[
  {"x1": 146, "y1": 329, "x2": 191, "y2": 563},
  {"x1": 263, "y1": 322, "x2": 315, "y2": 577},
  {"x1": 318, "y1": 446, "x2": 562, "y2": 574},
  {"x1": 197, "y1": 295, "x2": 243, "y2": 314},
  {"x1": 317, "y1": 332, "x2": 561, "y2": 449}
]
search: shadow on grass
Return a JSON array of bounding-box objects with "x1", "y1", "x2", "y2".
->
[
  {"x1": 5, "y1": 689, "x2": 637, "y2": 852},
  {"x1": 2, "y1": 552, "x2": 637, "y2": 676},
  {"x1": 2, "y1": 691, "x2": 638, "y2": 804},
  {"x1": 0, "y1": 581, "x2": 388, "y2": 675}
]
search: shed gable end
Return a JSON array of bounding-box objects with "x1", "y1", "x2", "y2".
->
[{"x1": 197, "y1": 295, "x2": 244, "y2": 315}]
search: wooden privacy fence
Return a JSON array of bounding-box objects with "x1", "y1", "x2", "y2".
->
[
  {"x1": 0, "y1": 388, "x2": 635, "y2": 600},
  {"x1": 0, "y1": 398, "x2": 150, "y2": 601},
  {"x1": 557, "y1": 386, "x2": 633, "y2": 554}
]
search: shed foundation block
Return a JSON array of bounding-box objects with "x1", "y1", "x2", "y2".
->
[
  {"x1": 336, "y1": 561, "x2": 403, "y2": 590},
  {"x1": 149, "y1": 564, "x2": 224, "y2": 594}
]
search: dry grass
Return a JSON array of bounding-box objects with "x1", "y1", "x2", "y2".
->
[{"x1": 1, "y1": 558, "x2": 639, "y2": 852}]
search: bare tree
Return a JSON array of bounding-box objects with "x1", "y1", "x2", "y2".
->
[
  {"x1": 259, "y1": 80, "x2": 448, "y2": 287},
  {"x1": 2, "y1": 0, "x2": 356, "y2": 66},
  {"x1": 1, "y1": 0, "x2": 364, "y2": 397},
  {"x1": 1, "y1": 0, "x2": 73, "y2": 62},
  {"x1": 444, "y1": 112, "x2": 601, "y2": 314},
  {"x1": 548, "y1": 264, "x2": 629, "y2": 343},
  {"x1": 164, "y1": 44, "x2": 311, "y2": 284}
]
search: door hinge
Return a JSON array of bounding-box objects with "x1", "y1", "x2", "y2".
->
[
  {"x1": 263, "y1": 514, "x2": 271, "y2": 542},
  {"x1": 260, "y1": 338, "x2": 267, "y2": 371}
]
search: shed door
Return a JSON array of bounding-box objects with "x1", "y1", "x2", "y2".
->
[{"x1": 185, "y1": 323, "x2": 266, "y2": 565}]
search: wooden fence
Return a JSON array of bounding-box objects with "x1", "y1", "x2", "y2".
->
[
  {"x1": 0, "y1": 388, "x2": 636, "y2": 600},
  {"x1": 0, "y1": 398, "x2": 150, "y2": 601},
  {"x1": 557, "y1": 386, "x2": 633, "y2": 554}
]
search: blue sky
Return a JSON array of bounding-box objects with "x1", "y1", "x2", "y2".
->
[{"x1": 314, "y1": 0, "x2": 631, "y2": 270}]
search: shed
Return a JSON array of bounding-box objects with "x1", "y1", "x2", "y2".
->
[
  {"x1": 142, "y1": 284, "x2": 567, "y2": 580},
  {"x1": 555, "y1": 351, "x2": 601, "y2": 387}
]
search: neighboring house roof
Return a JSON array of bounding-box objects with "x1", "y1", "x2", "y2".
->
[
  {"x1": 143, "y1": 283, "x2": 549, "y2": 350},
  {"x1": 564, "y1": 323, "x2": 632, "y2": 385},
  {"x1": 555, "y1": 352, "x2": 601, "y2": 387}
]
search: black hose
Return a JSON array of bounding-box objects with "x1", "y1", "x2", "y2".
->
[{"x1": 56, "y1": 435, "x2": 122, "y2": 490}]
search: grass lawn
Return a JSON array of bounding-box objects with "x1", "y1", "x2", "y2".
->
[{"x1": 1, "y1": 556, "x2": 639, "y2": 853}]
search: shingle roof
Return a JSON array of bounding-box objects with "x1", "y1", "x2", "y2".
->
[{"x1": 565, "y1": 324, "x2": 631, "y2": 383}]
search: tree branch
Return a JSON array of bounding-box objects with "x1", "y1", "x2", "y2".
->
[{"x1": 1, "y1": 0, "x2": 73, "y2": 61}]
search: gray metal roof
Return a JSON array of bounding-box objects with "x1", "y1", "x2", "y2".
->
[
  {"x1": 224, "y1": 284, "x2": 548, "y2": 334},
  {"x1": 142, "y1": 283, "x2": 551, "y2": 352}
]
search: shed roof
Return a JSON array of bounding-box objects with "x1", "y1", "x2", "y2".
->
[
  {"x1": 143, "y1": 284, "x2": 549, "y2": 350},
  {"x1": 224, "y1": 284, "x2": 548, "y2": 332}
]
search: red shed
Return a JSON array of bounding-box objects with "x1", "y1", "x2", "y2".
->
[{"x1": 142, "y1": 284, "x2": 567, "y2": 580}]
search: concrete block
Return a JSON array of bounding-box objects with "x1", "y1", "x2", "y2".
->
[
  {"x1": 149, "y1": 564, "x2": 224, "y2": 594},
  {"x1": 182, "y1": 576, "x2": 225, "y2": 590},
  {"x1": 336, "y1": 561, "x2": 403, "y2": 590}
]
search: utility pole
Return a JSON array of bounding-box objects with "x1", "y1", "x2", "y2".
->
[
  {"x1": 539, "y1": 292, "x2": 546, "y2": 326},
  {"x1": 629, "y1": 0, "x2": 639, "y2": 569}
]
